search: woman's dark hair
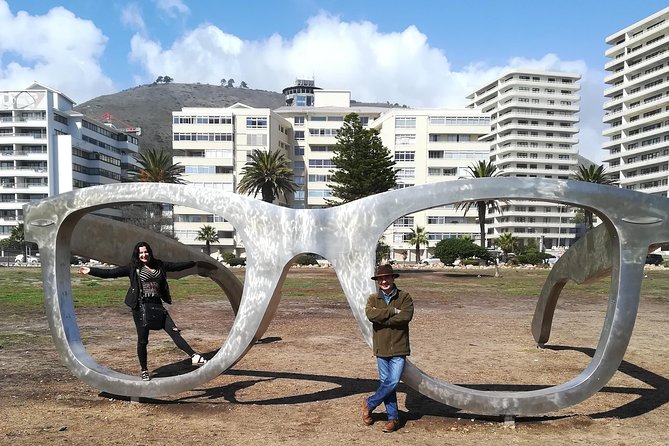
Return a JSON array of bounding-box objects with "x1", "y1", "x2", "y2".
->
[{"x1": 131, "y1": 241, "x2": 158, "y2": 268}]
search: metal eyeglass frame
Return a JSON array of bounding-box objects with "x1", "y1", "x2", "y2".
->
[{"x1": 23, "y1": 177, "x2": 668, "y2": 416}]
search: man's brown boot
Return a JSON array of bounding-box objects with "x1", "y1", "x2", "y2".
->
[
  {"x1": 362, "y1": 398, "x2": 373, "y2": 425},
  {"x1": 382, "y1": 419, "x2": 399, "y2": 433}
]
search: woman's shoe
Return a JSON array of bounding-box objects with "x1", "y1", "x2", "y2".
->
[
  {"x1": 191, "y1": 353, "x2": 207, "y2": 366},
  {"x1": 141, "y1": 370, "x2": 150, "y2": 381}
]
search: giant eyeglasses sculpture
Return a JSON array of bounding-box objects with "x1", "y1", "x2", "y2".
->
[{"x1": 23, "y1": 178, "x2": 667, "y2": 416}]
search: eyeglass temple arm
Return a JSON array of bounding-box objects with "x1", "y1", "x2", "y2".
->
[
  {"x1": 72, "y1": 214, "x2": 243, "y2": 314},
  {"x1": 531, "y1": 223, "x2": 661, "y2": 346}
]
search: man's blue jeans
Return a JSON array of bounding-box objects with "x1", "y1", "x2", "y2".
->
[{"x1": 367, "y1": 356, "x2": 406, "y2": 420}]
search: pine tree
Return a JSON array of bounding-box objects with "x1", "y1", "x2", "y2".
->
[{"x1": 327, "y1": 113, "x2": 397, "y2": 204}]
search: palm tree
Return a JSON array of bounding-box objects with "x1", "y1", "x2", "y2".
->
[
  {"x1": 131, "y1": 148, "x2": 185, "y2": 184},
  {"x1": 129, "y1": 148, "x2": 184, "y2": 234},
  {"x1": 455, "y1": 160, "x2": 504, "y2": 249},
  {"x1": 575, "y1": 164, "x2": 617, "y2": 229},
  {"x1": 496, "y1": 232, "x2": 518, "y2": 261},
  {"x1": 196, "y1": 225, "x2": 219, "y2": 255},
  {"x1": 238, "y1": 149, "x2": 297, "y2": 203},
  {"x1": 407, "y1": 226, "x2": 429, "y2": 264}
]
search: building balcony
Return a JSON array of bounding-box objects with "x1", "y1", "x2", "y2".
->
[
  {"x1": 604, "y1": 54, "x2": 626, "y2": 71},
  {"x1": 624, "y1": 168, "x2": 669, "y2": 183},
  {"x1": 496, "y1": 109, "x2": 579, "y2": 124},
  {"x1": 0, "y1": 133, "x2": 47, "y2": 142},
  {"x1": 625, "y1": 54, "x2": 669, "y2": 80},
  {"x1": 0, "y1": 167, "x2": 48, "y2": 177},
  {"x1": 0, "y1": 201, "x2": 22, "y2": 210}
]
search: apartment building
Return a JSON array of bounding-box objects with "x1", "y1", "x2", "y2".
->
[
  {"x1": 602, "y1": 6, "x2": 669, "y2": 196},
  {"x1": 467, "y1": 71, "x2": 581, "y2": 249},
  {"x1": 0, "y1": 82, "x2": 139, "y2": 240},
  {"x1": 370, "y1": 109, "x2": 491, "y2": 261},
  {"x1": 171, "y1": 104, "x2": 291, "y2": 254},
  {"x1": 172, "y1": 86, "x2": 490, "y2": 260}
]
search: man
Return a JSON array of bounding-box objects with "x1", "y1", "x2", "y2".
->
[{"x1": 362, "y1": 264, "x2": 414, "y2": 433}]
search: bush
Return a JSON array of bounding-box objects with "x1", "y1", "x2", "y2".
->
[
  {"x1": 222, "y1": 252, "x2": 235, "y2": 264},
  {"x1": 513, "y1": 251, "x2": 554, "y2": 266},
  {"x1": 434, "y1": 238, "x2": 491, "y2": 265},
  {"x1": 228, "y1": 257, "x2": 246, "y2": 267},
  {"x1": 294, "y1": 254, "x2": 318, "y2": 266}
]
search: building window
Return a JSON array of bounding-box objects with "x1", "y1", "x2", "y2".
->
[
  {"x1": 395, "y1": 134, "x2": 416, "y2": 145},
  {"x1": 395, "y1": 151, "x2": 415, "y2": 162},
  {"x1": 394, "y1": 216, "x2": 414, "y2": 227},
  {"x1": 293, "y1": 161, "x2": 305, "y2": 172},
  {"x1": 246, "y1": 117, "x2": 268, "y2": 128},
  {"x1": 397, "y1": 168, "x2": 415, "y2": 179},
  {"x1": 309, "y1": 159, "x2": 335, "y2": 168},
  {"x1": 395, "y1": 117, "x2": 416, "y2": 128},
  {"x1": 246, "y1": 134, "x2": 267, "y2": 145}
]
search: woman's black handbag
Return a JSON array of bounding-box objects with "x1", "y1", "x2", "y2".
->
[{"x1": 140, "y1": 302, "x2": 167, "y2": 330}]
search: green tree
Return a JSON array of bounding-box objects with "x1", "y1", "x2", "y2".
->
[
  {"x1": 196, "y1": 225, "x2": 219, "y2": 255},
  {"x1": 3, "y1": 223, "x2": 38, "y2": 260},
  {"x1": 226, "y1": 78, "x2": 235, "y2": 88},
  {"x1": 575, "y1": 164, "x2": 617, "y2": 229},
  {"x1": 128, "y1": 148, "x2": 184, "y2": 235},
  {"x1": 455, "y1": 160, "x2": 503, "y2": 249},
  {"x1": 376, "y1": 237, "x2": 391, "y2": 264},
  {"x1": 131, "y1": 148, "x2": 185, "y2": 184},
  {"x1": 407, "y1": 226, "x2": 429, "y2": 264},
  {"x1": 496, "y1": 232, "x2": 518, "y2": 261},
  {"x1": 327, "y1": 113, "x2": 397, "y2": 204},
  {"x1": 240, "y1": 81, "x2": 249, "y2": 88},
  {"x1": 238, "y1": 149, "x2": 297, "y2": 203}
]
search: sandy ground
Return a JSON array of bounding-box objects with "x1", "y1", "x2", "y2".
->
[{"x1": 1, "y1": 268, "x2": 668, "y2": 445}]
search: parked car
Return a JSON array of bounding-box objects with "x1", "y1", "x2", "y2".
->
[
  {"x1": 421, "y1": 257, "x2": 441, "y2": 265},
  {"x1": 15, "y1": 254, "x2": 39, "y2": 264},
  {"x1": 646, "y1": 254, "x2": 664, "y2": 265}
]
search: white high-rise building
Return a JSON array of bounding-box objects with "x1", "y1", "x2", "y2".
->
[
  {"x1": 0, "y1": 82, "x2": 139, "y2": 241},
  {"x1": 467, "y1": 71, "x2": 581, "y2": 249},
  {"x1": 370, "y1": 109, "x2": 491, "y2": 261},
  {"x1": 171, "y1": 104, "x2": 292, "y2": 255},
  {"x1": 602, "y1": 6, "x2": 669, "y2": 196}
]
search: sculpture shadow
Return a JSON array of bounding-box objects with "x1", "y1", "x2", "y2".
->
[{"x1": 99, "y1": 344, "x2": 667, "y2": 422}]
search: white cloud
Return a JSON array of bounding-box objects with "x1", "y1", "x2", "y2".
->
[
  {"x1": 121, "y1": 3, "x2": 146, "y2": 34},
  {"x1": 0, "y1": 0, "x2": 114, "y2": 103},
  {"x1": 129, "y1": 12, "x2": 607, "y2": 162},
  {"x1": 154, "y1": 0, "x2": 189, "y2": 18},
  {"x1": 0, "y1": 2, "x2": 608, "y2": 164}
]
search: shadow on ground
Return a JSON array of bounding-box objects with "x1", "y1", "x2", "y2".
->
[{"x1": 100, "y1": 344, "x2": 668, "y2": 423}]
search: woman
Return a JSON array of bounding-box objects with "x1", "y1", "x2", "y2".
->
[{"x1": 79, "y1": 241, "x2": 215, "y2": 381}]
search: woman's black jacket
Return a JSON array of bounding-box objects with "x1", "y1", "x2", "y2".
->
[{"x1": 88, "y1": 260, "x2": 196, "y2": 310}]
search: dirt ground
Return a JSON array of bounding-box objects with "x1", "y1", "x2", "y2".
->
[{"x1": 1, "y1": 267, "x2": 668, "y2": 445}]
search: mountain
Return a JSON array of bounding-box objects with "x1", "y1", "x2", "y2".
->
[{"x1": 74, "y1": 83, "x2": 286, "y2": 152}]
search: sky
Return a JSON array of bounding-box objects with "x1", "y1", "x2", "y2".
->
[{"x1": 1, "y1": 0, "x2": 668, "y2": 164}]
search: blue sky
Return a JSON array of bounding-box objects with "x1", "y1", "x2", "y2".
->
[{"x1": 1, "y1": 0, "x2": 668, "y2": 163}]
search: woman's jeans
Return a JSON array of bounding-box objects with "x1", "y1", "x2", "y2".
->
[{"x1": 367, "y1": 356, "x2": 406, "y2": 420}]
